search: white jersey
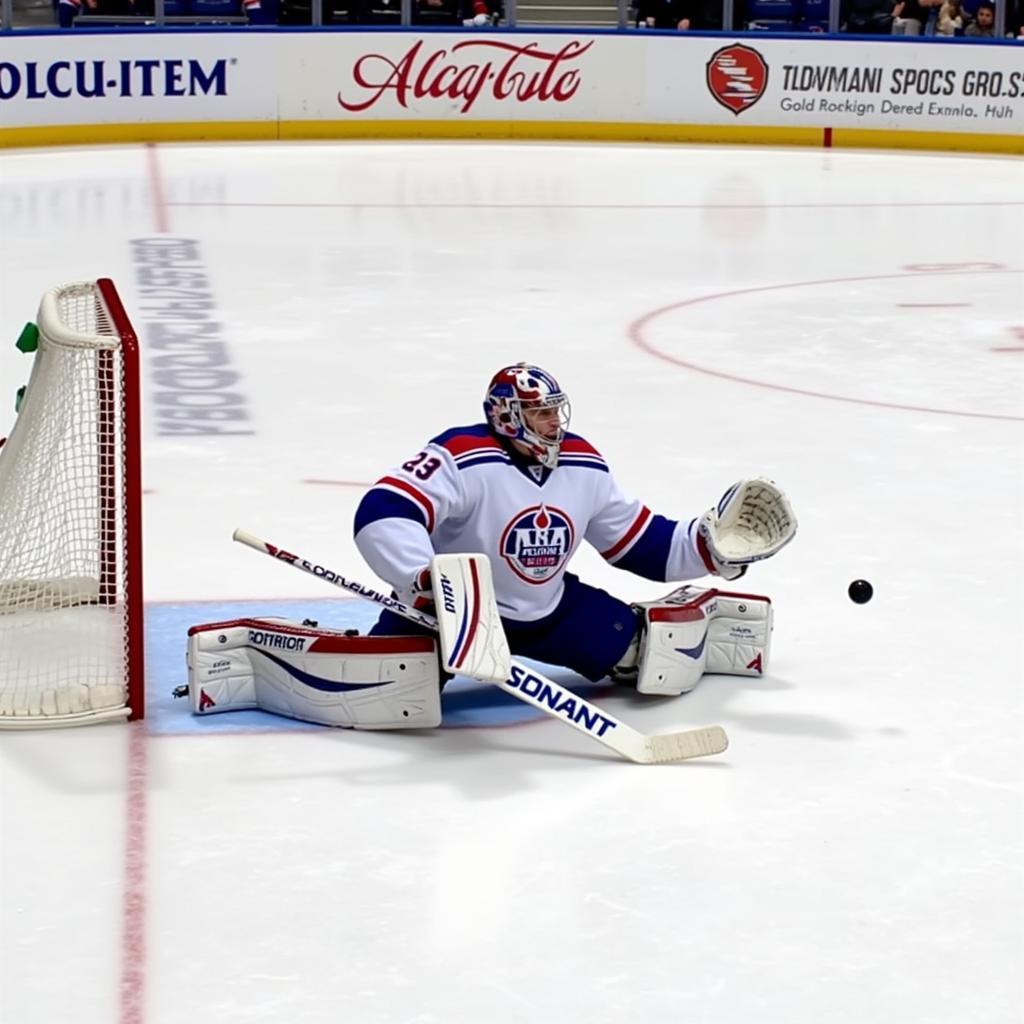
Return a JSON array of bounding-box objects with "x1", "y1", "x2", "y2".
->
[{"x1": 354, "y1": 424, "x2": 710, "y2": 622}]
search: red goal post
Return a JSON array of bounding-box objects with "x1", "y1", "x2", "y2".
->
[{"x1": 0, "y1": 279, "x2": 144, "y2": 727}]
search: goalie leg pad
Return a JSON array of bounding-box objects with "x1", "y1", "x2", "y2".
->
[
  {"x1": 706, "y1": 592, "x2": 773, "y2": 677},
  {"x1": 186, "y1": 618, "x2": 442, "y2": 729},
  {"x1": 631, "y1": 586, "x2": 773, "y2": 696}
]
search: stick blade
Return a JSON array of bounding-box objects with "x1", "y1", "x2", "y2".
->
[{"x1": 641, "y1": 725, "x2": 729, "y2": 764}]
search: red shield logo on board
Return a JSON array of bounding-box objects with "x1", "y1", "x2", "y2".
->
[{"x1": 706, "y1": 44, "x2": 769, "y2": 116}]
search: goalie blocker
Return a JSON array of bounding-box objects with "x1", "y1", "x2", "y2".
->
[{"x1": 185, "y1": 618, "x2": 442, "y2": 729}]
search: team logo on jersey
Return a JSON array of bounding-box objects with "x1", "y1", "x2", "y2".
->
[
  {"x1": 500, "y1": 504, "x2": 575, "y2": 584},
  {"x1": 706, "y1": 44, "x2": 768, "y2": 115}
]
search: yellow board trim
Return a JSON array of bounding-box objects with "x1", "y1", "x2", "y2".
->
[
  {"x1": 277, "y1": 119, "x2": 824, "y2": 148},
  {"x1": 1, "y1": 119, "x2": 1022, "y2": 155},
  {"x1": 0, "y1": 122, "x2": 279, "y2": 147},
  {"x1": 828, "y1": 127, "x2": 1024, "y2": 156}
]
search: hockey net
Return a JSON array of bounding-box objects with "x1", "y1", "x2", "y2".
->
[{"x1": 0, "y1": 280, "x2": 144, "y2": 727}]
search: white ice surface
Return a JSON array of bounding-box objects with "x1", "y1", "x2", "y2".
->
[{"x1": 0, "y1": 141, "x2": 1022, "y2": 1024}]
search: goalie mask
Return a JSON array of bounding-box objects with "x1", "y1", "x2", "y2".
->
[{"x1": 483, "y1": 363, "x2": 571, "y2": 469}]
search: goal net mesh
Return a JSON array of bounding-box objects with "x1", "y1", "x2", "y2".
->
[{"x1": 0, "y1": 282, "x2": 136, "y2": 725}]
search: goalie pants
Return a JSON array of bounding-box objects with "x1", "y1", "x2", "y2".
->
[{"x1": 369, "y1": 572, "x2": 638, "y2": 682}]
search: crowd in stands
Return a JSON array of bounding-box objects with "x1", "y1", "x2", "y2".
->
[
  {"x1": 635, "y1": 0, "x2": 1023, "y2": 32},
  {"x1": 277, "y1": 0, "x2": 501, "y2": 25},
  {"x1": 21, "y1": 0, "x2": 1024, "y2": 33},
  {"x1": 843, "y1": 0, "x2": 1015, "y2": 33},
  {"x1": 51, "y1": 0, "x2": 501, "y2": 25}
]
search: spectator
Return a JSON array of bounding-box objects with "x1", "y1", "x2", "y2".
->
[
  {"x1": 57, "y1": 0, "x2": 139, "y2": 26},
  {"x1": 964, "y1": 0, "x2": 996, "y2": 31},
  {"x1": 893, "y1": 0, "x2": 943, "y2": 31},
  {"x1": 893, "y1": 0, "x2": 928, "y2": 32},
  {"x1": 921, "y1": 0, "x2": 944, "y2": 29},
  {"x1": 1011, "y1": 0, "x2": 1024, "y2": 34},
  {"x1": 56, "y1": 0, "x2": 80, "y2": 26},
  {"x1": 242, "y1": 0, "x2": 277, "y2": 21},
  {"x1": 843, "y1": 0, "x2": 895, "y2": 32},
  {"x1": 937, "y1": 0, "x2": 965, "y2": 30},
  {"x1": 638, "y1": 0, "x2": 693, "y2": 29},
  {"x1": 461, "y1": 0, "x2": 499, "y2": 23}
]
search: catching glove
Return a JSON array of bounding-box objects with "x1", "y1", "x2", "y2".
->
[{"x1": 696, "y1": 478, "x2": 797, "y2": 580}]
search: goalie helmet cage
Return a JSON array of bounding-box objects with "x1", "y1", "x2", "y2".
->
[{"x1": 0, "y1": 279, "x2": 144, "y2": 727}]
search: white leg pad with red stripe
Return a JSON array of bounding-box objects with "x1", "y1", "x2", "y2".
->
[
  {"x1": 430, "y1": 554, "x2": 511, "y2": 684},
  {"x1": 185, "y1": 618, "x2": 441, "y2": 729},
  {"x1": 633, "y1": 586, "x2": 773, "y2": 696}
]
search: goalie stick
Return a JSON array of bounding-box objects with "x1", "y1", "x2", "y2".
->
[{"x1": 231, "y1": 529, "x2": 728, "y2": 764}]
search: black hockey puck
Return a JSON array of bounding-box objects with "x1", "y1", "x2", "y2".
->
[{"x1": 848, "y1": 579, "x2": 873, "y2": 604}]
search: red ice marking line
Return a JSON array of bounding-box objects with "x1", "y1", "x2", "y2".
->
[
  {"x1": 145, "y1": 144, "x2": 169, "y2": 235},
  {"x1": 119, "y1": 722, "x2": 148, "y2": 1024},
  {"x1": 628, "y1": 268, "x2": 1024, "y2": 423},
  {"x1": 992, "y1": 326, "x2": 1024, "y2": 353}
]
